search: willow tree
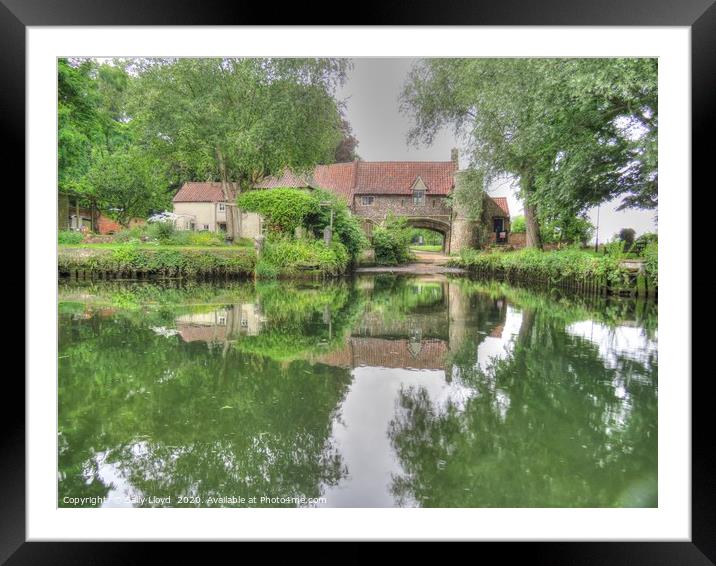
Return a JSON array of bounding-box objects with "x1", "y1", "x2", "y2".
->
[
  {"x1": 129, "y1": 58, "x2": 349, "y2": 238},
  {"x1": 401, "y1": 58, "x2": 658, "y2": 249}
]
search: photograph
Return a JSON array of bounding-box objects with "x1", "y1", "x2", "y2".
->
[{"x1": 56, "y1": 55, "x2": 660, "y2": 510}]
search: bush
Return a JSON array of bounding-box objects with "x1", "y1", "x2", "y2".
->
[
  {"x1": 257, "y1": 236, "x2": 350, "y2": 278},
  {"x1": 643, "y1": 241, "x2": 658, "y2": 287},
  {"x1": 239, "y1": 186, "x2": 367, "y2": 262},
  {"x1": 603, "y1": 240, "x2": 627, "y2": 258},
  {"x1": 147, "y1": 220, "x2": 176, "y2": 242},
  {"x1": 58, "y1": 230, "x2": 84, "y2": 245},
  {"x1": 307, "y1": 188, "x2": 368, "y2": 262},
  {"x1": 449, "y1": 247, "x2": 634, "y2": 289},
  {"x1": 113, "y1": 226, "x2": 147, "y2": 243},
  {"x1": 237, "y1": 188, "x2": 319, "y2": 234},
  {"x1": 372, "y1": 215, "x2": 413, "y2": 265}
]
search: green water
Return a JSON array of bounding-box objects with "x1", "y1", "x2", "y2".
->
[{"x1": 58, "y1": 275, "x2": 657, "y2": 508}]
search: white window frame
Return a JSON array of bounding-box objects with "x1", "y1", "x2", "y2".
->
[
  {"x1": 218, "y1": 203, "x2": 225, "y2": 212},
  {"x1": 360, "y1": 196, "x2": 374, "y2": 205},
  {"x1": 413, "y1": 190, "x2": 426, "y2": 205}
]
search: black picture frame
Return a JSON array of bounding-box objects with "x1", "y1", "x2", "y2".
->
[{"x1": 6, "y1": 0, "x2": 709, "y2": 562}]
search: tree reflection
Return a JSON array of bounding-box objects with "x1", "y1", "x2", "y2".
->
[
  {"x1": 388, "y1": 290, "x2": 657, "y2": 508},
  {"x1": 58, "y1": 281, "x2": 357, "y2": 507}
]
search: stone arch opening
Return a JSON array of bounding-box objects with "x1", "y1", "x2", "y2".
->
[{"x1": 404, "y1": 218, "x2": 452, "y2": 253}]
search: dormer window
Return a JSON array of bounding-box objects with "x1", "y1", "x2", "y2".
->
[{"x1": 411, "y1": 176, "x2": 428, "y2": 206}]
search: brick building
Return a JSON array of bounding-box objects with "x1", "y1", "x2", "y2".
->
[{"x1": 253, "y1": 149, "x2": 511, "y2": 253}]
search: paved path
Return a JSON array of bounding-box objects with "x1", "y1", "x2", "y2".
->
[{"x1": 356, "y1": 250, "x2": 466, "y2": 275}]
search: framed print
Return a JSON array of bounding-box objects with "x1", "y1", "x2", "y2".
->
[{"x1": 7, "y1": 0, "x2": 711, "y2": 562}]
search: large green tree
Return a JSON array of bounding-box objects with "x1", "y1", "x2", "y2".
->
[
  {"x1": 86, "y1": 147, "x2": 169, "y2": 226},
  {"x1": 58, "y1": 59, "x2": 105, "y2": 196},
  {"x1": 128, "y1": 58, "x2": 349, "y2": 237},
  {"x1": 401, "y1": 58, "x2": 657, "y2": 248}
]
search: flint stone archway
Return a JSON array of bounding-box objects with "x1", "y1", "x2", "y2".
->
[{"x1": 404, "y1": 217, "x2": 452, "y2": 253}]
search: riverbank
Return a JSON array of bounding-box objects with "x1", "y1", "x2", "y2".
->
[
  {"x1": 58, "y1": 245, "x2": 257, "y2": 280},
  {"x1": 58, "y1": 242, "x2": 352, "y2": 281},
  {"x1": 448, "y1": 247, "x2": 657, "y2": 298}
]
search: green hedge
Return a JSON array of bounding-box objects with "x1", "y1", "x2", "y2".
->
[{"x1": 58, "y1": 245, "x2": 256, "y2": 278}]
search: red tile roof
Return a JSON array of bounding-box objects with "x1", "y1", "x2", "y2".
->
[
  {"x1": 252, "y1": 170, "x2": 312, "y2": 190},
  {"x1": 491, "y1": 196, "x2": 510, "y2": 216},
  {"x1": 173, "y1": 182, "x2": 236, "y2": 203},
  {"x1": 351, "y1": 161, "x2": 455, "y2": 196},
  {"x1": 252, "y1": 160, "x2": 456, "y2": 202}
]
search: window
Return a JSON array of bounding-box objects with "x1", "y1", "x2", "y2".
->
[
  {"x1": 218, "y1": 203, "x2": 225, "y2": 212},
  {"x1": 360, "y1": 196, "x2": 374, "y2": 205},
  {"x1": 413, "y1": 190, "x2": 425, "y2": 206},
  {"x1": 189, "y1": 222, "x2": 196, "y2": 231},
  {"x1": 203, "y1": 224, "x2": 209, "y2": 231}
]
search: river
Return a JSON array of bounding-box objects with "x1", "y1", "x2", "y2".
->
[{"x1": 58, "y1": 274, "x2": 657, "y2": 508}]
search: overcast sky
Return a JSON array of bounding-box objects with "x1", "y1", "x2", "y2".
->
[{"x1": 336, "y1": 58, "x2": 657, "y2": 241}]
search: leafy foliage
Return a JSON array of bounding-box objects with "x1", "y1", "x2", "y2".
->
[
  {"x1": 372, "y1": 215, "x2": 414, "y2": 265},
  {"x1": 58, "y1": 230, "x2": 85, "y2": 245},
  {"x1": 257, "y1": 237, "x2": 350, "y2": 278},
  {"x1": 238, "y1": 187, "x2": 367, "y2": 262},
  {"x1": 450, "y1": 247, "x2": 640, "y2": 290},
  {"x1": 238, "y1": 188, "x2": 319, "y2": 234},
  {"x1": 510, "y1": 216, "x2": 526, "y2": 233},
  {"x1": 58, "y1": 245, "x2": 256, "y2": 277},
  {"x1": 540, "y1": 213, "x2": 594, "y2": 245},
  {"x1": 87, "y1": 147, "x2": 170, "y2": 225}
]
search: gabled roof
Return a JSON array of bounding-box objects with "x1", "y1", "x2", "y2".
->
[
  {"x1": 173, "y1": 182, "x2": 236, "y2": 203},
  {"x1": 352, "y1": 161, "x2": 454, "y2": 196},
  {"x1": 252, "y1": 160, "x2": 456, "y2": 201},
  {"x1": 490, "y1": 196, "x2": 510, "y2": 217}
]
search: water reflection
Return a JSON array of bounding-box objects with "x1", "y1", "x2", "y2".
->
[{"x1": 58, "y1": 276, "x2": 657, "y2": 508}]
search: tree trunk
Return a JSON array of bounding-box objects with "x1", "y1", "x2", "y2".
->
[
  {"x1": 520, "y1": 169, "x2": 543, "y2": 249},
  {"x1": 517, "y1": 308, "x2": 535, "y2": 346},
  {"x1": 216, "y1": 147, "x2": 238, "y2": 239},
  {"x1": 524, "y1": 202, "x2": 542, "y2": 249}
]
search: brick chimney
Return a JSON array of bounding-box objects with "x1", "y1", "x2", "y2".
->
[{"x1": 450, "y1": 148, "x2": 459, "y2": 169}]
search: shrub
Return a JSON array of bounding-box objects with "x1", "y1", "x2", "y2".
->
[
  {"x1": 147, "y1": 220, "x2": 176, "y2": 242},
  {"x1": 603, "y1": 240, "x2": 627, "y2": 258},
  {"x1": 449, "y1": 247, "x2": 634, "y2": 290},
  {"x1": 307, "y1": 188, "x2": 368, "y2": 262},
  {"x1": 643, "y1": 240, "x2": 658, "y2": 287},
  {"x1": 372, "y1": 215, "x2": 413, "y2": 265},
  {"x1": 58, "y1": 230, "x2": 84, "y2": 245},
  {"x1": 257, "y1": 236, "x2": 350, "y2": 278},
  {"x1": 239, "y1": 186, "x2": 367, "y2": 262},
  {"x1": 113, "y1": 226, "x2": 147, "y2": 243}
]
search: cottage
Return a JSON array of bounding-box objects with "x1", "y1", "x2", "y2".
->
[{"x1": 171, "y1": 182, "x2": 262, "y2": 239}]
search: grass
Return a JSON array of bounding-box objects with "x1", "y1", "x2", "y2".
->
[
  {"x1": 58, "y1": 244, "x2": 256, "y2": 279},
  {"x1": 59, "y1": 242, "x2": 252, "y2": 250},
  {"x1": 448, "y1": 246, "x2": 656, "y2": 294},
  {"x1": 410, "y1": 244, "x2": 443, "y2": 252}
]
